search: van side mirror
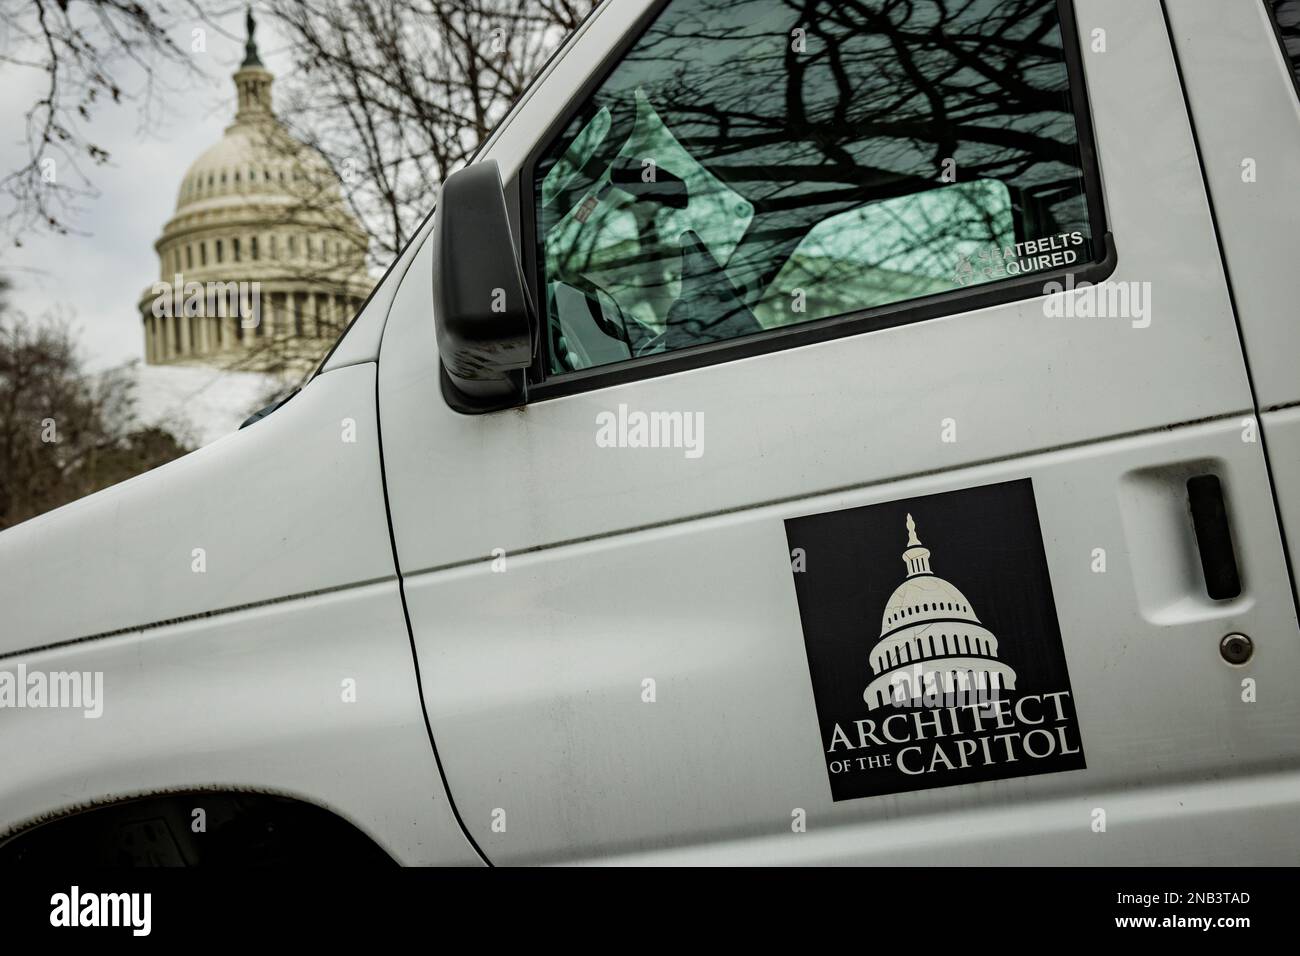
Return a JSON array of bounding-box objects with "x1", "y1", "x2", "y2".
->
[{"x1": 432, "y1": 160, "x2": 535, "y2": 412}]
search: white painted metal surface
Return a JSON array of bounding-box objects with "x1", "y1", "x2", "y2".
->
[
  {"x1": 373, "y1": 0, "x2": 1300, "y2": 863},
  {"x1": 0, "y1": 364, "x2": 394, "y2": 654},
  {"x1": 1164, "y1": 0, "x2": 1300, "y2": 411},
  {"x1": 0, "y1": 580, "x2": 480, "y2": 865},
  {"x1": 1264, "y1": 405, "x2": 1300, "y2": 595},
  {"x1": 395, "y1": 419, "x2": 1299, "y2": 863},
  {"x1": 0, "y1": 364, "x2": 480, "y2": 864},
  {"x1": 1, "y1": 0, "x2": 1297, "y2": 867},
  {"x1": 379, "y1": 0, "x2": 1252, "y2": 576}
]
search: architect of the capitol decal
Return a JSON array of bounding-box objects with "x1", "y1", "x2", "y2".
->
[{"x1": 786, "y1": 478, "x2": 1087, "y2": 801}]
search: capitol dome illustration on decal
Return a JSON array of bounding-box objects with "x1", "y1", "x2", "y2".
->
[{"x1": 863, "y1": 513, "x2": 1017, "y2": 710}]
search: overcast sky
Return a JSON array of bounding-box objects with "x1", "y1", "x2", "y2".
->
[{"x1": 1, "y1": 9, "x2": 298, "y2": 371}]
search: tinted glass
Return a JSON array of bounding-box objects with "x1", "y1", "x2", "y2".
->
[
  {"x1": 1270, "y1": 0, "x2": 1300, "y2": 87},
  {"x1": 535, "y1": 0, "x2": 1099, "y2": 374}
]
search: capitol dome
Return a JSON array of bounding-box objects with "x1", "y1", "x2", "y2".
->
[
  {"x1": 138, "y1": 10, "x2": 374, "y2": 374},
  {"x1": 864, "y1": 514, "x2": 1017, "y2": 710},
  {"x1": 880, "y1": 572, "x2": 979, "y2": 634},
  {"x1": 174, "y1": 126, "x2": 334, "y2": 215}
]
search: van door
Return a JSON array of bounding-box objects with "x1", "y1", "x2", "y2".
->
[
  {"x1": 1162, "y1": 0, "x2": 1300, "y2": 602},
  {"x1": 378, "y1": 0, "x2": 1300, "y2": 864}
]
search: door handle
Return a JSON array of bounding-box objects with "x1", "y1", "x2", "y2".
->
[{"x1": 1187, "y1": 474, "x2": 1242, "y2": 600}]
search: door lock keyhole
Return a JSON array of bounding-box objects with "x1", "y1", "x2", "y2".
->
[{"x1": 1220, "y1": 633, "x2": 1254, "y2": 666}]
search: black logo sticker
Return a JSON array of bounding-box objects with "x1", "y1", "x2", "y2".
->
[{"x1": 786, "y1": 478, "x2": 1086, "y2": 801}]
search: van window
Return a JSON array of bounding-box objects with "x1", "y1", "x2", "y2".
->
[
  {"x1": 532, "y1": 0, "x2": 1102, "y2": 375},
  {"x1": 1269, "y1": 0, "x2": 1300, "y2": 87}
]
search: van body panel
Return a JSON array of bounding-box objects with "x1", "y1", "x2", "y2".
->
[
  {"x1": 0, "y1": 579, "x2": 482, "y2": 866},
  {"x1": 1165, "y1": 0, "x2": 1300, "y2": 411},
  {"x1": 2, "y1": 0, "x2": 1297, "y2": 867},
  {"x1": 396, "y1": 417, "x2": 1298, "y2": 863},
  {"x1": 0, "y1": 364, "x2": 482, "y2": 863},
  {"x1": 380, "y1": 0, "x2": 1248, "y2": 573},
  {"x1": 0, "y1": 364, "x2": 393, "y2": 655},
  {"x1": 590, "y1": 768, "x2": 1300, "y2": 865},
  {"x1": 1264, "y1": 406, "x2": 1300, "y2": 597},
  {"x1": 376, "y1": 0, "x2": 1300, "y2": 864}
]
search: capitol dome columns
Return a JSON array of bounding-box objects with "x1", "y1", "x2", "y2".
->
[
  {"x1": 306, "y1": 289, "x2": 319, "y2": 341},
  {"x1": 863, "y1": 514, "x2": 1019, "y2": 710},
  {"x1": 138, "y1": 7, "x2": 374, "y2": 374}
]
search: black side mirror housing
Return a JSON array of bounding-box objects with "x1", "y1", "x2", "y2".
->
[{"x1": 432, "y1": 160, "x2": 535, "y2": 412}]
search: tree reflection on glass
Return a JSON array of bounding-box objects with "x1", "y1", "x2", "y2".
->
[{"x1": 537, "y1": 0, "x2": 1097, "y2": 372}]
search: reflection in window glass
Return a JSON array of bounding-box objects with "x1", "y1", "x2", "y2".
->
[
  {"x1": 754, "y1": 179, "x2": 1017, "y2": 328},
  {"x1": 1269, "y1": 0, "x2": 1300, "y2": 88},
  {"x1": 535, "y1": 0, "x2": 1099, "y2": 374}
]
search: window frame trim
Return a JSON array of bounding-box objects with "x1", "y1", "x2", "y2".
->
[
  {"x1": 1263, "y1": 0, "x2": 1300, "y2": 107},
  {"x1": 517, "y1": 0, "x2": 1115, "y2": 403}
]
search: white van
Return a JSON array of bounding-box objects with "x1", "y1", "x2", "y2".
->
[{"x1": 3, "y1": 0, "x2": 1299, "y2": 866}]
